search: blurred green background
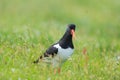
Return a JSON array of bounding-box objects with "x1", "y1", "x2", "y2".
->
[
  {"x1": 0, "y1": 0, "x2": 120, "y2": 80},
  {"x1": 0, "y1": 0, "x2": 120, "y2": 31},
  {"x1": 0, "y1": 0, "x2": 120, "y2": 46}
]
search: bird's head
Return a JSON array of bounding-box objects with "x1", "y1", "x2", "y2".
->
[{"x1": 66, "y1": 24, "x2": 76, "y2": 39}]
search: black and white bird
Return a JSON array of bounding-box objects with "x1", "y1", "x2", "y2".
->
[{"x1": 34, "y1": 24, "x2": 76, "y2": 71}]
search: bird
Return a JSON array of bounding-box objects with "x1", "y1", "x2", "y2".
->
[{"x1": 33, "y1": 24, "x2": 76, "y2": 73}]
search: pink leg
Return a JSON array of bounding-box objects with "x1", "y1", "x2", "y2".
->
[
  {"x1": 54, "y1": 68, "x2": 61, "y2": 74},
  {"x1": 58, "y1": 68, "x2": 61, "y2": 73}
]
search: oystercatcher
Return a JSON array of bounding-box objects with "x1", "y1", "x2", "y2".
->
[{"x1": 34, "y1": 24, "x2": 76, "y2": 73}]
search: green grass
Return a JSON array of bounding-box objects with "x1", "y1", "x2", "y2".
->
[{"x1": 0, "y1": 0, "x2": 120, "y2": 80}]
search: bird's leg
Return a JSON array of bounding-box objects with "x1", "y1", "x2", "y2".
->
[
  {"x1": 58, "y1": 67, "x2": 61, "y2": 73},
  {"x1": 54, "y1": 67, "x2": 61, "y2": 74},
  {"x1": 54, "y1": 56, "x2": 62, "y2": 74},
  {"x1": 57, "y1": 56, "x2": 61, "y2": 74},
  {"x1": 54, "y1": 68, "x2": 57, "y2": 74}
]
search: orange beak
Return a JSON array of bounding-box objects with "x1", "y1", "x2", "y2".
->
[{"x1": 71, "y1": 29, "x2": 75, "y2": 39}]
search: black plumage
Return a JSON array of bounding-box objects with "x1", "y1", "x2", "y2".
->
[{"x1": 33, "y1": 24, "x2": 76, "y2": 64}]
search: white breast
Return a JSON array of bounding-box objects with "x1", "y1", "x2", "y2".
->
[
  {"x1": 53, "y1": 44, "x2": 74, "y2": 62},
  {"x1": 41, "y1": 44, "x2": 74, "y2": 67}
]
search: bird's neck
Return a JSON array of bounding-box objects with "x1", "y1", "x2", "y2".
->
[{"x1": 59, "y1": 32, "x2": 74, "y2": 49}]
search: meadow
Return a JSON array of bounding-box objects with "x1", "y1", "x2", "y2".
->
[{"x1": 0, "y1": 0, "x2": 120, "y2": 80}]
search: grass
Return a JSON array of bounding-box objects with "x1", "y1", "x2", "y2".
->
[{"x1": 0, "y1": 0, "x2": 120, "y2": 80}]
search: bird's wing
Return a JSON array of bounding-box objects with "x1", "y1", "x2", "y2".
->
[
  {"x1": 33, "y1": 44, "x2": 58, "y2": 63},
  {"x1": 43, "y1": 45, "x2": 58, "y2": 58},
  {"x1": 40, "y1": 45, "x2": 58, "y2": 63}
]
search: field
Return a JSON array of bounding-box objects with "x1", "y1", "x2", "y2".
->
[{"x1": 0, "y1": 0, "x2": 120, "y2": 80}]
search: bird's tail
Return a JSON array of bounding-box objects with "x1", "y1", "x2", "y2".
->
[
  {"x1": 33, "y1": 56, "x2": 42, "y2": 64},
  {"x1": 33, "y1": 59, "x2": 39, "y2": 63}
]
